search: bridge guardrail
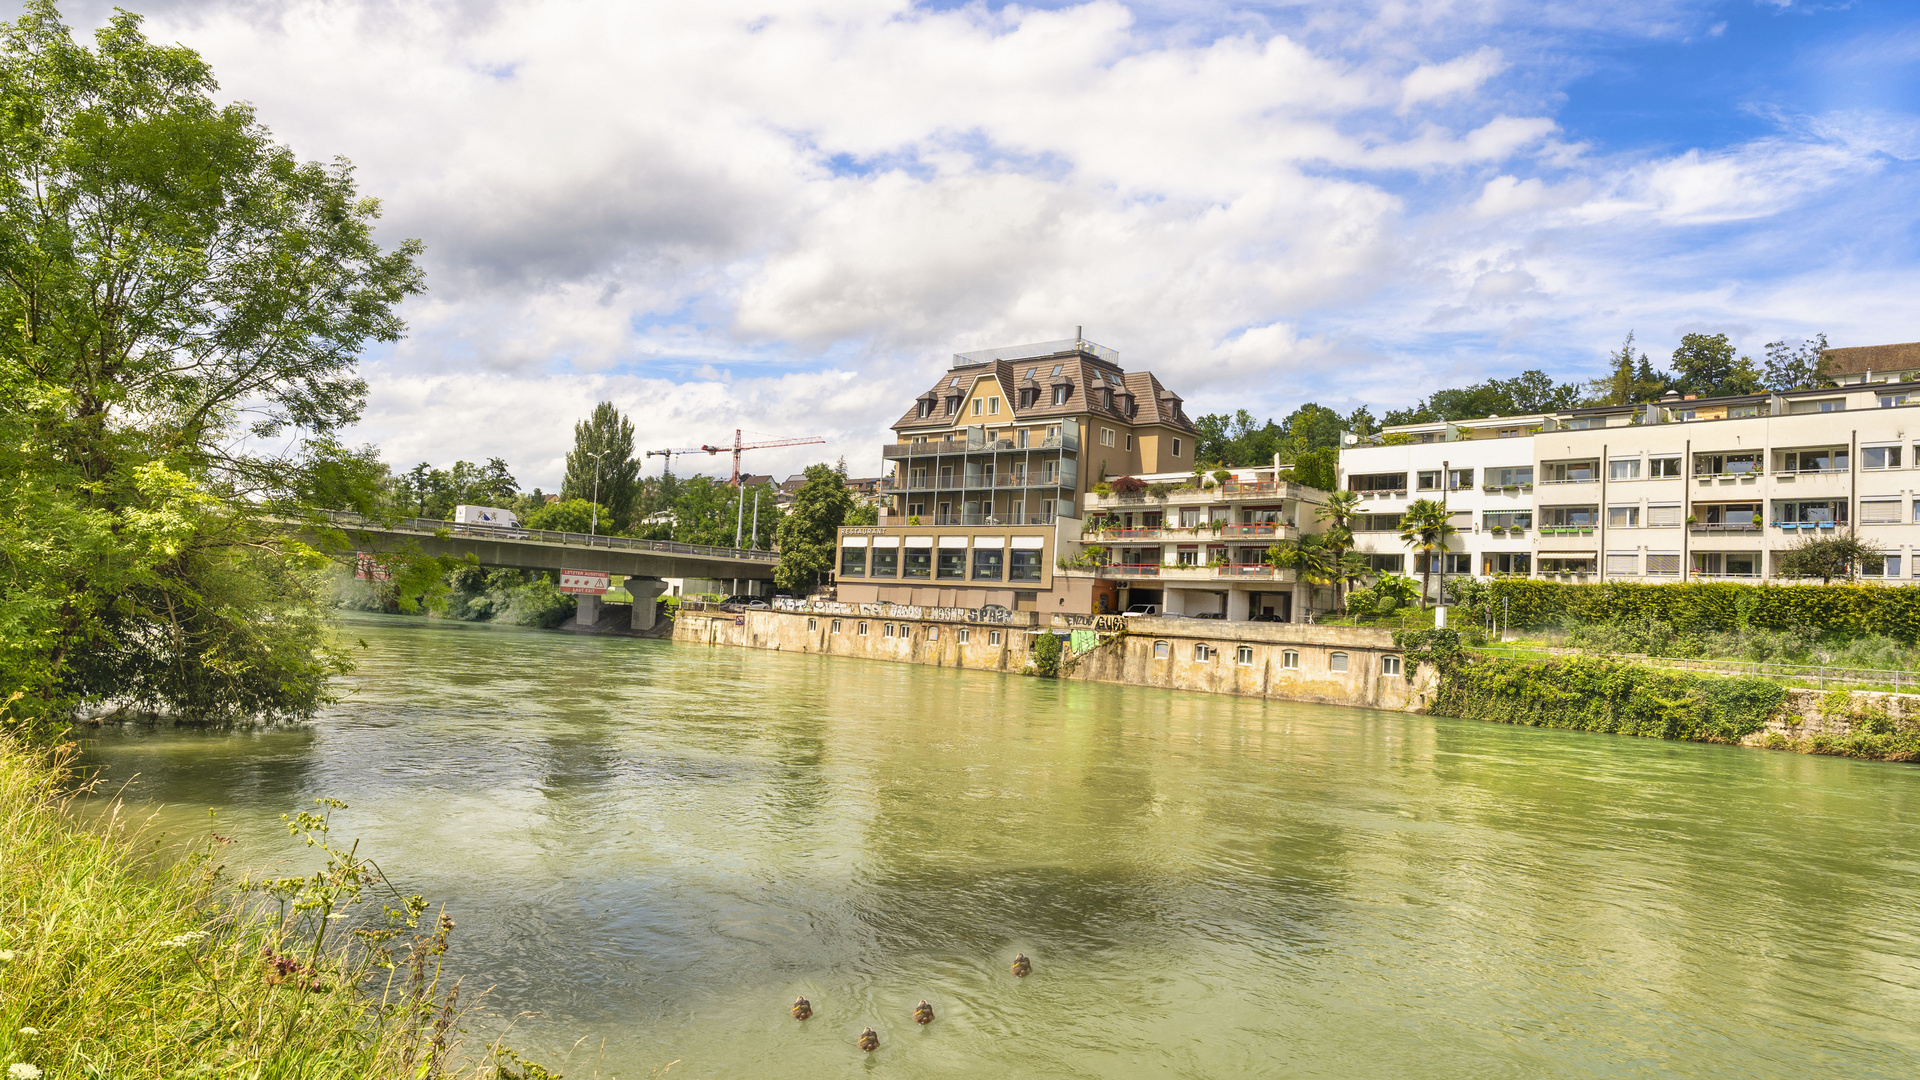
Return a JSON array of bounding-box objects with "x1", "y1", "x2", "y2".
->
[{"x1": 319, "y1": 510, "x2": 780, "y2": 564}]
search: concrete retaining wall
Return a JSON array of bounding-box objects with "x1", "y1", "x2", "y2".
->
[
  {"x1": 673, "y1": 609, "x2": 1029, "y2": 672},
  {"x1": 1739, "y1": 688, "x2": 1920, "y2": 759}
]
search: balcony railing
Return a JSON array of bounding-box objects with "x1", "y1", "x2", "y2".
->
[
  {"x1": 1089, "y1": 522, "x2": 1290, "y2": 542},
  {"x1": 1774, "y1": 520, "x2": 1843, "y2": 531},
  {"x1": 922, "y1": 511, "x2": 1060, "y2": 526},
  {"x1": 883, "y1": 430, "x2": 1080, "y2": 458},
  {"x1": 1218, "y1": 480, "x2": 1282, "y2": 497},
  {"x1": 1689, "y1": 522, "x2": 1763, "y2": 533},
  {"x1": 1536, "y1": 525, "x2": 1597, "y2": 536}
]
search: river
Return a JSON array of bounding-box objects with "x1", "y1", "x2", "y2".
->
[{"x1": 80, "y1": 613, "x2": 1920, "y2": 1078}]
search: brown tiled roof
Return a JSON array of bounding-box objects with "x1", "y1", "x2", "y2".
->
[
  {"x1": 1822, "y1": 342, "x2": 1920, "y2": 375},
  {"x1": 890, "y1": 351, "x2": 1195, "y2": 434}
]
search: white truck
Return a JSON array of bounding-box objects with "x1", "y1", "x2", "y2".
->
[{"x1": 452, "y1": 505, "x2": 522, "y2": 531}]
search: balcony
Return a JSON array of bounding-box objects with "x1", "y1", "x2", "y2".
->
[
  {"x1": 1689, "y1": 523, "x2": 1762, "y2": 534},
  {"x1": 1097, "y1": 562, "x2": 1292, "y2": 583},
  {"x1": 883, "y1": 429, "x2": 1080, "y2": 458},
  {"x1": 1088, "y1": 522, "x2": 1292, "y2": 542},
  {"x1": 918, "y1": 511, "x2": 1062, "y2": 526},
  {"x1": 1773, "y1": 520, "x2": 1842, "y2": 532},
  {"x1": 1088, "y1": 481, "x2": 1307, "y2": 509},
  {"x1": 1536, "y1": 526, "x2": 1597, "y2": 536}
]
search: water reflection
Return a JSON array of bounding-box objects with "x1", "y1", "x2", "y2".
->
[{"x1": 77, "y1": 612, "x2": 1920, "y2": 1079}]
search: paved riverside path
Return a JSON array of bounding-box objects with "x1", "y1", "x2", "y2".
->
[{"x1": 320, "y1": 510, "x2": 777, "y2": 629}]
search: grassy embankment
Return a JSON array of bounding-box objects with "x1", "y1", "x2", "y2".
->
[{"x1": 0, "y1": 735, "x2": 546, "y2": 1080}]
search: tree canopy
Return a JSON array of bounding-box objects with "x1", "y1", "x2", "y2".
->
[
  {"x1": 561, "y1": 402, "x2": 640, "y2": 524},
  {"x1": 0, "y1": 3, "x2": 423, "y2": 726},
  {"x1": 776, "y1": 464, "x2": 855, "y2": 593}
]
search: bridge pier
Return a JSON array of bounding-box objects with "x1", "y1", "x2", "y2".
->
[
  {"x1": 576, "y1": 592, "x2": 600, "y2": 626},
  {"x1": 627, "y1": 578, "x2": 667, "y2": 631}
]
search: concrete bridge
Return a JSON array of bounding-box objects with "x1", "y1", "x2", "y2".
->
[{"x1": 322, "y1": 511, "x2": 778, "y2": 629}]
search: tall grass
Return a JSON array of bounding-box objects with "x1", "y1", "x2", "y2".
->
[{"x1": 0, "y1": 736, "x2": 550, "y2": 1080}]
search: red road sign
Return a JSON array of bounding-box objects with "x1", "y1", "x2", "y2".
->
[{"x1": 559, "y1": 569, "x2": 611, "y2": 595}]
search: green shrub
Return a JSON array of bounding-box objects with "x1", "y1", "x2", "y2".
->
[
  {"x1": 1031, "y1": 632, "x2": 1062, "y2": 677},
  {"x1": 1486, "y1": 579, "x2": 1920, "y2": 642},
  {"x1": 1430, "y1": 655, "x2": 1786, "y2": 744}
]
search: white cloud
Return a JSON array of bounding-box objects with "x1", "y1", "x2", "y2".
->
[{"x1": 1398, "y1": 46, "x2": 1505, "y2": 113}]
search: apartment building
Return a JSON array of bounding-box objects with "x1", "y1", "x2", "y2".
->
[
  {"x1": 1077, "y1": 465, "x2": 1327, "y2": 620},
  {"x1": 1341, "y1": 367, "x2": 1920, "y2": 586},
  {"x1": 835, "y1": 335, "x2": 1198, "y2": 612}
]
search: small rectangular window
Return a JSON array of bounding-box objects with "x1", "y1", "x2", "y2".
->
[
  {"x1": 957, "y1": 627, "x2": 970, "y2": 643},
  {"x1": 1417, "y1": 470, "x2": 1441, "y2": 491},
  {"x1": 1861, "y1": 499, "x2": 1902, "y2": 524},
  {"x1": 1237, "y1": 645, "x2": 1254, "y2": 666},
  {"x1": 1282, "y1": 650, "x2": 1300, "y2": 669},
  {"x1": 857, "y1": 621, "x2": 869, "y2": 636},
  {"x1": 807, "y1": 618, "x2": 817, "y2": 631},
  {"x1": 1381, "y1": 655, "x2": 1402, "y2": 676},
  {"x1": 1125, "y1": 434, "x2": 1133, "y2": 451},
  {"x1": 1610, "y1": 458, "x2": 1641, "y2": 480},
  {"x1": 1172, "y1": 438, "x2": 1181, "y2": 457},
  {"x1": 1649, "y1": 456, "x2": 1683, "y2": 478},
  {"x1": 840, "y1": 547, "x2": 867, "y2": 576},
  {"x1": 988, "y1": 397, "x2": 1000, "y2": 415},
  {"x1": 929, "y1": 626, "x2": 940, "y2": 641},
  {"x1": 1101, "y1": 427, "x2": 1115, "y2": 447},
  {"x1": 1153, "y1": 640, "x2": 1170, "y2": 658},
  {"x1": 989, "y1": 630, "x2": 1002, "y2": 646},
  {"x1": 1193, "y1": 643, "x2": 1211, "y2": 661},
  {"x1": 1606, "y1": 552, "x2": 1638, "y2": 575},
  {"x1": 1864, "y1": 446, "x2": 1904, "y2": 470},
  {"x1": 1646, "y1": 553, "x2": 1681, "y2": 575},
  {"x1": 1328, "y1": 652, "x2": 1349, "y2": 672},
  {"x1": 1608, "y1": 506, "x2": 1639, "y2": 528},
  {"x1": 831, "y1": 619, "x2": 842, "y2": 634},
  {"x1": 972, "y1": 399, "x2": 983, "y2": 416},
  {"x1": 883, "y1": 623, "x2": 894, "y2": 638}
]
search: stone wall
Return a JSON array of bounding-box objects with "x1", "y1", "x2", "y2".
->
[
  {"x1": 1740, "y1": 687, "x2": 1920, "y2": 760},
  {"x1": 1062, "y1": 618, "x2": 1433, "y2": 711},
  {"x1": 673, "y1": 609, "x2": 1434, "y2": 712}
]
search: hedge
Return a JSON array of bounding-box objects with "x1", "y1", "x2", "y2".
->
[
  {"x1": 1429, "y1": 654, "x2": 1787, "y2": 744},
  {"x1": 1483, "y1": 579, "x2": 1920, "y2": 642}
]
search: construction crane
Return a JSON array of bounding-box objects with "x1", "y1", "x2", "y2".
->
[{"x1": 645, "y1": 429, "x2": 826, "y2": 485}]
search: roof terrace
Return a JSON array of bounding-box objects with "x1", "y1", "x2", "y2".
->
[{"x1": 953, "y1": 336, "x2": 1120, "y2": 367}]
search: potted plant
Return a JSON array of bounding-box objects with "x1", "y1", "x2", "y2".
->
[
  {"x1": 1686, "y1": 514, "x2": 1699, "y2": 526},
  {"x1": 1751, "y1": 512, "x2": 1763, "y2": 527}
]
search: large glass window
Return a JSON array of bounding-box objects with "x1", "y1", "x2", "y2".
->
[
  {"x1": 1649, "y1": 456, "x2": 1683, "y2": 478},
  {"x1": 1492, "y1": 466, "x2": 1534, "y2": 487},
  {"x1": 839, "y1": 547, "x2": 866, "y2": 576},
  {"x1": 1009, "y1": 550, "x2": 1042, "y2": 581},
  {"x1": 936, "y1": 549, "x2": 966, "y2": 579},
  {"x1": 870, "y1": 548, "x2": 899, "y2": 577},
  {"x1": 1610, "y1": 458, "x2": 1641, "y2": 480},
  {"x1": 1694, "y1": 451, "x2": 1762, "y2": 476},
  {"x1": 1778, "y1": 447, "x2": 1848, "y2": 473},
  {"x1": 1608, "y1": 506, "x2": 1639, "y2": 527},
  {"x1": 1542, "y1": 460, "x2": 1598, "y2": 483},
  {"x1": 972, "y1": 547, "x2": 1004, "y2": 580},
  {"x1": 1864, "y1": 445, "x2": 1904, "y2": 470},
  {"x1": 903, "y1": 546, "x2": 933, "y2": 578}
]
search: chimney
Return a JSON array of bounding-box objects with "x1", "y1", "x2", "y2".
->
[{"x1": 1684, "y1": 394, "x2": 1697, "y2": 401}]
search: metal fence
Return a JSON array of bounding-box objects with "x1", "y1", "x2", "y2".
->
[
  {"x1": 1469, "y1": 644, "x2": 1920, "y2": 691},
  {"x1": 319, "y1": 510, "x2": 779, "y2": 563}
]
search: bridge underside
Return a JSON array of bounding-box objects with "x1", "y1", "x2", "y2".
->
[{"x1": 338, "y1": 527, "x2": 777, "y2": 631}]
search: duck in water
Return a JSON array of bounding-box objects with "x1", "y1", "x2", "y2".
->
[
  {"x1": 858, "y1": 1026, "x2": 880, "y2": 1052},
  {"x1": 791, "y1": 997, "x2": 812, "y2": 1021},
  {"x1": 1011, "y1": 953, "x2": 1032, "y2": 977},
  {"x1": 913, "y1": 1000, "x2": 934, "y2": 1025}
]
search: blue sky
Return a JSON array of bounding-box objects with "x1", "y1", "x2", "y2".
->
[{"x1": 53, "y1": 0, "x2": 1920, "y2": 484}]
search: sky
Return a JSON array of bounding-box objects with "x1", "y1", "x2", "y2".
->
[{"x1": 47, "y1": 0, "x2": 1920, "y2": 488}]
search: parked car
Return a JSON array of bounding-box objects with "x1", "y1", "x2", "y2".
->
[
  {"x1": 1121, "y1": 603, "x2": 1160, "y2": 617},
  {"x1": 1192, "y1": 612, "x2": 1224, "y2": 620},
  {"x1": 721, "y1": 595, "x2": 770, "y2": 609},
  {"x1": 1248, "y1": 613, "x2": 1286, "y2": 623}
]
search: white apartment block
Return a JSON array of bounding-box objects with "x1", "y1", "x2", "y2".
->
[{"x1": 1340, "y1": 379, "x2": 1920, "y2": 589}]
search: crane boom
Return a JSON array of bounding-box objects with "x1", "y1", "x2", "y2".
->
[{"x1": 693, "y1": 429, "x2": 826, "y2": 485}]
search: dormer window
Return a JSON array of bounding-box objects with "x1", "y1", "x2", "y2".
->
[
  {"x1": 1052, "y1": 385, "x2": 1070, "y2": 406},
  {"x1": 917, "y1": 399, "x2": 933, "y2": 418},
  {"x1": 1050, "y1": 364, "x2": 1063, "y2": 377},
  {"x1": 945, "y1": 395, "x2": 962, "y2": 415},
  {"x1": 1018, "y1": 388, "x2": 1036, "y2": 409},
  {"x1": 1101, "y1": 388, "x2": 1113, "y2": 409}
]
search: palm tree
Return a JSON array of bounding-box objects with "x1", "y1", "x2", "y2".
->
[
  {"x1": 1317, "y1": 489, "x2": 1361, "y2": 608},
  {"x1": 1397, "y1": 498, "x2": 1457, "y2": 609},
  {"x1": 1331, "y1": 549, "x2": 1371, "y2": 614},
  {"x1": 1268, "y1": 534, "x2": 1336, "y2": 614}
]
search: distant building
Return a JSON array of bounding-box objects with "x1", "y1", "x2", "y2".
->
[{"x1": 1824, "y1": 341, "x2": 1920, "y2": 385}]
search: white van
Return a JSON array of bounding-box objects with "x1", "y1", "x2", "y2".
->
[{"x1": 452, "y1": 505, "x2": 521, "y2": 530}]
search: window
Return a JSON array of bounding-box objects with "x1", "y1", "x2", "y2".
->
[
  {"x1": 1861, "y1": 499, "x2": 1902, "y2": 524},
  {"x1": 871, "y1": 548, "x2": 899, "y2": 577},
  {"x1": 1008, "y1": 549, "x2": 1042, "y2": 581},
  {"x1": 989, "y1": 630, "x2": 1002, "y2": 646},
  {"x1": 1101, "y1": 427, "x2": 1115, "y2": 447},
  {"x1": 1867, "y1": 554, "x2": 1904, "y2": 577},
  {"x1": 1693, "y1": 451, "x2": 1762, "y2": 476},
  {"x1": 1608, "y1": 506, "x2": 1639, "y2": 528},
  {"x1": 1449, "y1": 468, "x2": 1474, "y2": 490},
  {"x1": 1172, "y1": 438, "x2": 1182, "y2": 457},
  {"x1": 1194, "y1": 643, "x2": 1212, "y2": 661},
  {"x1": 1282, "y1": 650, "x2": 1300, "y2": 669},
  {"x1": 1350, "y1": 473, "x2": 1409, "y2": 493},
  {"x1": 840, "y1": 547, "x2": 867, "y2": 576},
  {"x1": 1237, "y1": 645, "x2": 1254, "y2": 666},
  {"x1": 883, "y1": 623, "x2": 895, "y2": 638},
  {"x1": 1565, "y1": 416, "x2": 1607, "y2": 430},
  {"x1": 937, "y1": 549, "x2": 966, "y2": 579},
  {"x1": 988, "y1": 397, "x2": 1000, "y2": 415},
  {"x1": 973, "y1": 547, "x2": 1004, "y2": 580},
  {"x1": 1492, "y1": 466, "x2": 1535, "y2": 487},
  {"x1": 1881, "y1": 392, "x2": 1911, "y2": 408},
  {"x1": 1484, "y1": 511, "x2": 1532, "y2": 529},
  {"x1": 1365, "y1": 553, "x2": 1405, "y2": 573},
  {"x1": 1483, "y1": 552, "x2": 1531, "y2": 575},
  {"x1": 1779, "y1": 447, "x2": 1848, "y2": 473},
  {"x1": 1864, "y1": 445, "x2": 1904, "y2": 470},
  {"x1": 1648, "y1": 504, "x2": 1683, "y2": 527},
  {"x1": 1778, "y1": 500, "x2": 1848, "y2": 525},
  {"x1": 1124, "y1": 434, "x2": 1133, "y2": 450},
  {"x1": 1541, "y1": 506, "x2": 1598, "y2": 527},
  {"x1": 1728, "y1": 404, "x2": 1763, "y2": 418},
  {"x1": 1542, "y1": 460, "x2": 1598, "y2": 483},
  {"x1": 1417, "y1": 470, "x2": 1441, "y2": 491},
  {"x1": 1052, "y1": 386, "x2": 1070, "y2": 406},
  {"x1": 1646, "y1": 553, "x2": 1681, "y2": 576},
  {"x1": 1153, "y1": 640, "x2": 1170, "y2": 659},
  {"x1": 1328, "y1": 652, "x2": 1349, "y2": 672},
  {"x1": 1051, "y1": 364, "x2": 1063, "y2": 377},
  {"x1": 1606, "y1": 551, "x2": 1638, "y2": 575},
  {"x1": 1381, "y1": 655, "x2": 1402, "y2": 676},
  {"x1": 972, "y1": 398, "x2": 983, "y2": 416},
  {"x1": 1787, "y1": 398, "x2": 1845, "y2": 414},
  {"x1": 1649, "y1": 456, "x2": 1683, "y2": 478},
  {"x1": 903, "y1": 545, "x2": 932, "y2": 578},
  {"x1": 917, "y1": 400, "x2": 933, "y2": 418},
  {"x1": 807, "y1": 618, "x2": 817, "y2": 631},
  {"x1": 1610, "y1": 458, "x2": 1642, "y2": 480},
  {"x1": 857, "y1": 621, "x2": 869, "y2": 636},
  {"x1": 831, "y1": 619, "x2": 842, "y2": 634},
  {"x1": 957, "y1": 627, "x2": 970, "y2": 643}
]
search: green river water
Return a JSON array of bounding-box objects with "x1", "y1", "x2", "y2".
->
[{"x1": 79, "y1": 613, "x2": 1920, "y2": 1078}]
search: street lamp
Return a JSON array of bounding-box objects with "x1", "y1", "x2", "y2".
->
[{"x1": 581, "y1": 447, "x2": 606, "y2": 537}]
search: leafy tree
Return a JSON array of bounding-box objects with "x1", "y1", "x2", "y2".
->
[
  {"x1": 1384, "y1": 369, "x2": 1586, "y2": 425},
  {"x1": 1031, "y1": 631, "x2": 1061, "y2": 677},
  {"x1": 561, "y1": 402, "x2": 639, "y2": 525},
  {"x1": 1267, "y1": 533, "x2": 1335, "y2": 611},
  {"x1": 524, "y1": 499, "x2": 604, "y2": 534},
  {"x1": 1397, "y1": 498, "x2": 1458, "y2": 608},
  {"x1": 1776, "y1": 535, "x2": 1881, "y2": 584},
  {"x1": 1287, "y1": 447, "x2": 1338, "y2": 491},
  {"x1": 1670, "y1": 332, "x2": 1762, "y2": 398},
  {"x1": 1763, "y1": 333, "x2": 1833, "y2": 392},
  {"x1": 776, "y1": 464, "x2": 856, "y2": 593},
  {"x1": 477, "y1": 458, "x2": 519, "y2": 503},
  {"x1": 0, "y1": 4, "x2": 422, "y2": 725}
]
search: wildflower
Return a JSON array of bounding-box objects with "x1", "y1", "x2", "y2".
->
[
  {"x1": 160, "y1": 930, "x2": 210, "y2": 949},
  {"x1": 0, "y1": 950, "x2": 15, "y2": 962},
  {"x1": 9, "y1": 1063, "x2": 43, "y2": 1079},
  {"x1": 15, "y1": 1029, "x2": 36, "y2": 1036}
]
